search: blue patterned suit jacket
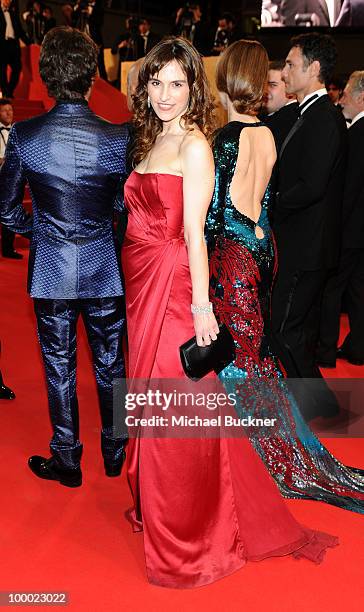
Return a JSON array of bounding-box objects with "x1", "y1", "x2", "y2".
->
[{"x1": 0, "y1": 100, "x2": 129, "y2": 299}]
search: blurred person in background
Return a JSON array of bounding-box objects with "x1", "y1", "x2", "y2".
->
[
  {"x1": 211, "y1": 12, "x2": 241, "y2": 55},
  {"x1": 0, "y1": 98, "x2": 22, "y2": 259},
  {"x1": 136, "y1": 18, "x2": 160, "y2": 58},
  {"x1": 61, "y1": 3, "x2": 73, "y2": 26},
  {"x1": 42, "y1": 5, "x2": 56, "y2": 35},
  {"x1": 317, "y1": 71, "x2": 364, "y2": 367},
  {"x1": 262, "y1": 59, "x2": 298, "y2": 152},
  {"x1": 0, "y1": 340, "x2": 15, "y2": 399},
  {"x1": 73, "y1": 0, "x2": 107, "y2": 80},
  {"x1": 23, "y1": 0, "x2": 44, "y2": 44},
  {"x1": 111, "y1": 15, "x2": 139, "y2": 64},
  {"x1": 126, "y1": 56, "x2": 143, "y2": 113},
  {"x1": 0, "y1": 0, "x2": 30, "y2": 98},
  {"x1": 174, "y1": 3, "x2": 210, "y2": 55},
  {"x1": 326, "y1": 75, "x2": 345, "y2": 105}
]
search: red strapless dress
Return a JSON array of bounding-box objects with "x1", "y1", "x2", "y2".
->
[{"x1": 121, "y1": 171, "x2": 338, "y2": 589}]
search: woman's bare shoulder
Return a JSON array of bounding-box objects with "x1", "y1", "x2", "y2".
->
[{"x1": 180, "y1": 127, "x2": 211, "y2": 157}]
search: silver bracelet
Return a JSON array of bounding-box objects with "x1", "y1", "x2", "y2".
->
[{"x1": 191, "y1": 302, "x2": 213, "y2": 315}]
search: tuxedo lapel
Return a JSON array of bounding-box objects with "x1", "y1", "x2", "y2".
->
[
  {"x1": 337, "y1": 0, "x2": 343, "y2": 19},
  {"x1": 279, "y1": 116, "x2": 303, "y2": 159},
  {"x1": 318, "y1": 0, "x2": 330, "y2": 21},
  {"x1": 0, "y1": 10, "x2": 5, "y2": 31},
  {"x1": 280, "y1": 95, "x2": 330, "y2": 159},
  {"x1": 336, "y1": 0, "x2": 350, "y2": 24}
]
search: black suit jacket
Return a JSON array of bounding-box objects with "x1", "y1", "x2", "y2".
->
[
  {"x1": 73, "y1": 0, "x2": 104, "y2": 46},
  {"x1": 0, "y1": 5, "x2": 29, "y2": 44},
  {"x1": 274, "y1": 95, "x2": 347, "y2": 271},
  {"x1": 342, "y1": 117, "x2": 364, "y2": 248},
  {"x1": 261, "y1": 102, "x2": 299, "y2": 223},
  {"x1": 136, "y1": 32, "x2": 161, "y2": 58},
  {"x1": 337, "y1": 0, "x2": 364, "y2": 25},
  {"x1": 264, "y1": 102, "x2": 299, "y2": 154},
  {"x1": 281, "y1": 0, "x2": 343, "y2": 26}
]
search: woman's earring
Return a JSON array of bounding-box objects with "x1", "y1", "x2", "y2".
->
[{"x1": 147, "y1": 96, "x2": 151, "y2": 109}]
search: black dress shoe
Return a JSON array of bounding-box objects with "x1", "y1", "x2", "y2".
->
[
  {"x1": 0, "y1": 383, "x2": 15, "y2": 399},
  {"x1": 337, "y1": 348, "x2": 364, "y2": 366},
  {"x1": 2, "y1": 250, "x2": 23, "y2": 260},
  {"x1": 104, "y1": 450, "x2": 126, "y2": 477},
  {"x1": 28, "y1": 455, "x2": 82, "y2": 487}
]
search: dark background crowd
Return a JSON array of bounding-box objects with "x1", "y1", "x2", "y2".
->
[
  {"x1": 1, "y1": 1, "x2": 256, "y2": 90},
  {"x1": 1, "y1": 2, "x2": 364, "y2": 392}
]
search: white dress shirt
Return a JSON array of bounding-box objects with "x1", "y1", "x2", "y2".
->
[
  {"x1": 325, "y1": 0, "x2": 336, "y2": 26},
  {"x1": 0, "y1": 122, "x2": 12, "y2": 158},
  {"x1": 2, "y1": 7, "x2": 15, "y2": 40},
  {"x1": 350, "y1": 109, "x2": 364, "y2": 128},
  {"x1": 299, "y1": 88, "x2": 328, "y2": 114}
]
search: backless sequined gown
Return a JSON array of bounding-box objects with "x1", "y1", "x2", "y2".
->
[
  {"x1": 206, "y1": 121, "x2": 364, "y2": 513},
  {"x1": 122, "y1": 169, "x2": 338, "y2": 589}
]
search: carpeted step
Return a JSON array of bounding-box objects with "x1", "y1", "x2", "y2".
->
[{"x1": 12, "y1": 99, "x2": 46, "y2": 122}]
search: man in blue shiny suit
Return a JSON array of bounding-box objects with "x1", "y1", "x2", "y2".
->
[{"x1": 0, "y1": 27, "x2": 129, "y2": 487}]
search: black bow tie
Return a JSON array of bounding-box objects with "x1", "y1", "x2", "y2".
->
[
  {"x1": 0, "y1": 127, "x2": 10, "y2": 132},
  {"x1": 298, "y1": 94, "x2": 319, "y2": 115}
]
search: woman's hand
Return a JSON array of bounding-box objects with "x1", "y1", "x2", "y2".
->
[{"x1": 193, "y1": 311, "x2": 220, "y2": 347}]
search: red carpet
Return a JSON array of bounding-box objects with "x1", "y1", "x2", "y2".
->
[{"x1": 1, "y1": 244, "x2": 363, "y2": 611}]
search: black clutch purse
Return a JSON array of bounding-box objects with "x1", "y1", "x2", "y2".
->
[{"x1": 180, "y1": 323, "x2": 236, "y2": 381}]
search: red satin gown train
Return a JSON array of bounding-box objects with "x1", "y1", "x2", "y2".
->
[{"x1": 121, "y1": 171, "x2": 338, "y2": 589}]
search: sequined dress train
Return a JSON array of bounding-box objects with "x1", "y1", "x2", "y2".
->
[{"x1": 206, "y1": 121, "x2": 364, "y2": 514}]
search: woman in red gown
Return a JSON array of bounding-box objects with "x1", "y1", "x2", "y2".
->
[{"x1": 121, "y1": 37, "x2": 337, "y2": 589}]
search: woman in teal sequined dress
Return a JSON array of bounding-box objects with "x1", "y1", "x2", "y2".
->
[{"x1": 206, "y1": 40, "x2": 364, "y2": 513}]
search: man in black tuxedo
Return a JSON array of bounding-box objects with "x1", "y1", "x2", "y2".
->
[
  {"x1": 136, "y1": 18, "x2": 160, "y2": 59},
  {"x1": 317, "y1": 71, "x2": 364, "y2": 367},
  {"x1": 174, "y1": 4, "x2": 211, "y2": 56},
  {"x1": 272, "y1": 33, "x2": 347, "y2": 420},
  {"x1": 260, "y1": 60, "x2": 299, "y2": 222},
  {"x1": 263, "y1": 60, "x2": 299, "y2": 153},
  {"x1": 73, "y1": 0, "x2": 107, "y2": 80},
  {"x1": 0, "y1": 0, "x2": 29, "y2": 98},
  {"x1": 281, "y1": 0, "x2": 344, "y2": 26},
  {"x1": 0, "y1": 98, "x2": 22, "y2": 258}
]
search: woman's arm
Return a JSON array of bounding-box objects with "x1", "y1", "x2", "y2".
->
[{"x1": 181, "y1": 131, "x2": 219, "y2": 347}]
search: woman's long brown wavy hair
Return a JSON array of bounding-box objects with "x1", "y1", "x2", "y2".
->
[{"x1": 131, "y1": 36, "x2": 216, "y2": 166}]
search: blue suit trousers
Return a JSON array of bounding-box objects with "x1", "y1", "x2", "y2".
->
[{"x1": 34, "y1": 297, "x2": 126, "y2": 470}]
